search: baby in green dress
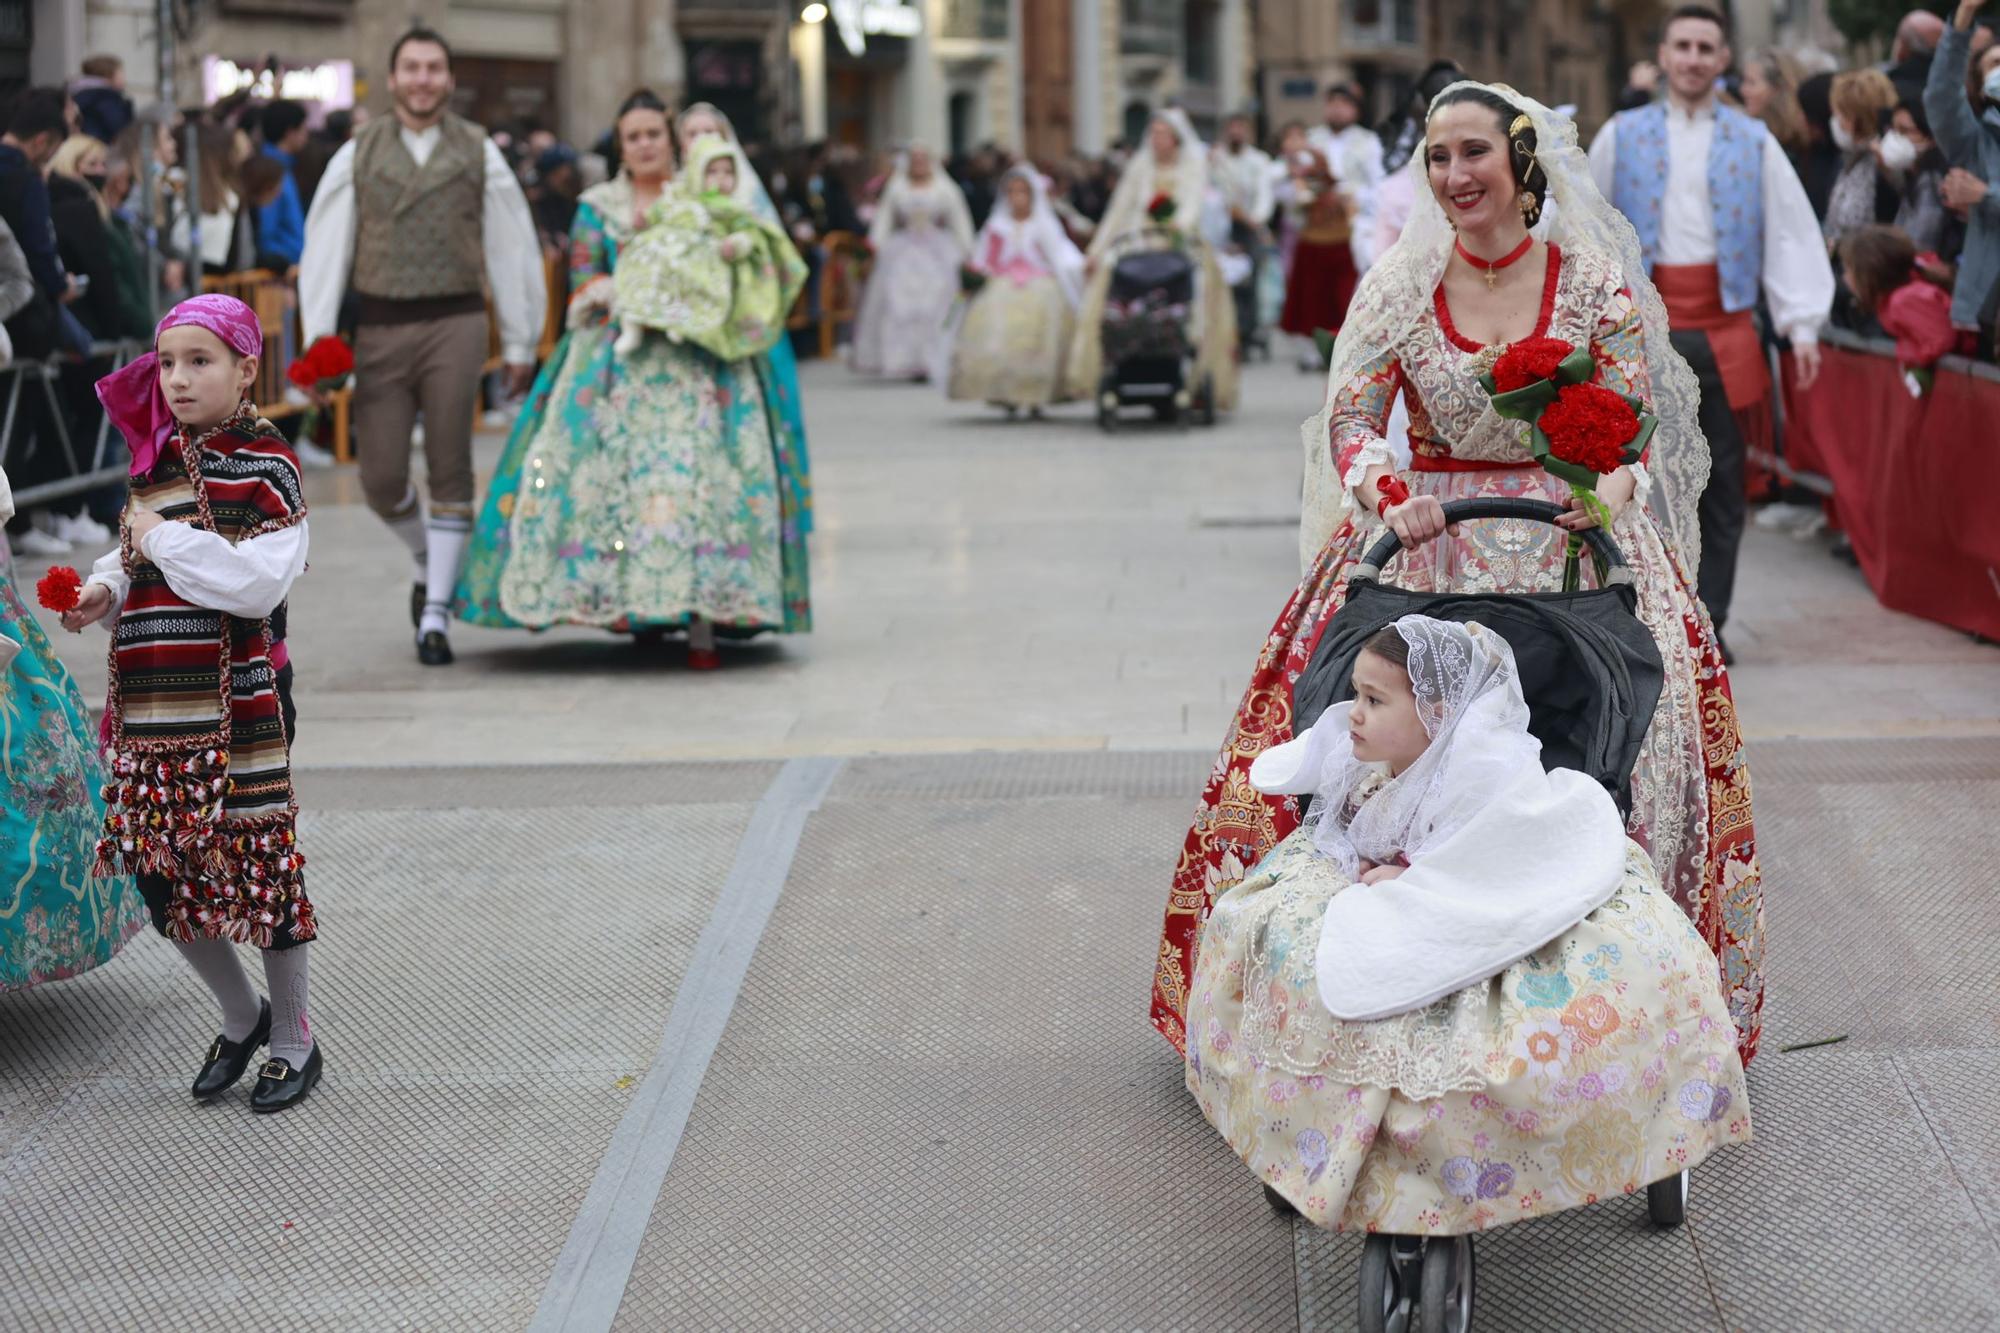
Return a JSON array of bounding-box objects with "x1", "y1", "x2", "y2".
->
[{"x1": 613, "y1": 142, "x2": 806, "y2": 363}]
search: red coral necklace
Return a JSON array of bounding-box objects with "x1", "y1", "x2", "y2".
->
[{"x1": 1455, "y1": 235, "x2": 1534, "y2": 291}]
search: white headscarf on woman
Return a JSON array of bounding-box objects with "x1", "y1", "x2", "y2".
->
[
  {"x1": 1248, "y1": 615, "x2": 1628, "y2": 1023},
  {"x1": 975, "y1": 165, "x2": 1086, "y2": 306},
  {"x1": 1088, "y1": 106, "x2": 1218, "y2": 259},
  {"x1": 867, "y1": 144, "x2": 976, "y2": 254},
  {"x1": 1296, "y1": 82, "x2": 1709, "y2": 575},
  {"x1": 675, "y1": 101, "x2": 783, "y2": 225}
]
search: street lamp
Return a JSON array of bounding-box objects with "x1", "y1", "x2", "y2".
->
[{"x1": 802, "y1": 3, "x2": 828, "y2": 21}]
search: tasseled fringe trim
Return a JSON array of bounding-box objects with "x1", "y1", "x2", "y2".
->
[{"x1": 91, "y1": 748, "x2": 307, "y2": 900}]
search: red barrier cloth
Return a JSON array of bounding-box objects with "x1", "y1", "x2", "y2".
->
[{"x1": 1779, "y1": 344, "x2": 2000, "y2": 640}]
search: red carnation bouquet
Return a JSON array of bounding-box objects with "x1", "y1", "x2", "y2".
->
[
  {"x1": 36, "y1": 565, "x2": 83, "y2": 613},
  {"x1": 1478, "y1": 337, "x2": 1657, "y2": 590},
  {"x1": 285, "y1": 334, "x2": 355, "y2": 447},
  {"x1": 286, "y1": 335, "x2": 354, "y2": 394},
  {"x1": 1146, "y1": 191, "x2": 1178, "y2": 226}
]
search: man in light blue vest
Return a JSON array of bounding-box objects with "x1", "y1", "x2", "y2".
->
[{"x1": 1589, "y1": 3, "x2": 1834, "y2": 657}]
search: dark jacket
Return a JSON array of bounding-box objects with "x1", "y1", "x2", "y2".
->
[
  {"x1": 49, "y1": 175, "x2": 149, "y2": 340},
  {"x1": 71, "y1": 80, "x2": 136, "y2": 146},
  {"x1": 0, "y1": 143, "x2": 68, "y2": 301}
]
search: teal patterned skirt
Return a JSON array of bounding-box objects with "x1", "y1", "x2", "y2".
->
[
  {"x1": 1, "y1": 542, "x2": 142, "y2": 991},
  {"x1": 456, "y1": 319, "x2": 811, "y2": 633}
]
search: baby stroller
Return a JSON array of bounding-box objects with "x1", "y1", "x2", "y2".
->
[
  {"x1": 1095, "y1": 229, "x2": 1218, "y2": 431},
  {"x1": 1281, "y1": 498, "x2": 1675, "y2": 1333}
]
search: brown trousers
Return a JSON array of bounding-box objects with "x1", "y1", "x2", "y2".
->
[{"x1": 351, "y1": 311, "x2": 488, "y2": 517}]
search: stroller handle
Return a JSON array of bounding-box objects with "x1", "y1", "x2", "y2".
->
[{"x1": 1351, "y1": 498, "x2": 1635, "y2": 586}]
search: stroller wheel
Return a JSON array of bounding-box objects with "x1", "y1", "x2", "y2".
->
[
  {"x1": 1357, "y1": 1234, "x2": 1422, "y2": 1333},
  {"x1": 1418, "y1": 1235, "x2": 1475, "y2": 1333},
  {"x1": 1262, "y1": 1183, "x2": 1298, "y2": 1218},
  {"x1": 1647, "y1": 1170, "x2": 1689, "y2": 1229},
  {"x1": 1197, "y1": 373, "x2": 1218, "y2": 426}
]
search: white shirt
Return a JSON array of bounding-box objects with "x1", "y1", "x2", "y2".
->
[
  {"x1": 1308, "y1": 123, "x2": 1386, "y2": 269},
  {"x1": 1588, "y1": 100, "x2": 1833, "y2": 347},
  {"x1": 85, "y1": 520, "x2": 310, "y2": 624},
  {"x1": 299, "y1": 124, "x2": 546, "y2": 364},
  {"x1": 1210, "y1": 143, "x2": 1275, "y2": 227}
]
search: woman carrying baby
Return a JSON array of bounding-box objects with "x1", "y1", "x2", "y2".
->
[
  {"x1": 455, "y1": 91, "x2": 811, "y2": 666},
  {"x1": 1187, "y1": 615, "x2": 1750, "y2": 1232}
]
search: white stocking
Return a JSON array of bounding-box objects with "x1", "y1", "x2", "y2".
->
[{"x1": 261, "y1": 943, "x2": 314, "y2": 1064}]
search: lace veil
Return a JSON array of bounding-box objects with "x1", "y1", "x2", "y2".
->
[
  {"x1": 1232, "y1": 615, "x2": 1628, "y2": 1097},
  {"x1": 1298, "y1": 81, "x2": 1709, "y2": 574}
]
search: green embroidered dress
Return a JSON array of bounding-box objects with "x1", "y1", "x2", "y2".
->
[{"x1": 456, "y1": 167, "x2": 811, "y2": 634}]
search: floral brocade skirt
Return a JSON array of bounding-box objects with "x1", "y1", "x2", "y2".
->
[
  {"x1": 1153, "y1": 465, "x2": 1765, "y2": 1065},
  {"x1": 1, "y1": 543, "x2": 143, "y2": 990},
  {"x1": 1187, "y1": 832, "x2": 1751, "y2": 1235},
  {"x1": 946, "y1": 274, "x2": 1075, "y2": 408}
]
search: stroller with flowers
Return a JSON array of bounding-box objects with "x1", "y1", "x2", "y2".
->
[
  {"x1": 1218, "y1": 498, "x2": 1734, "y2": 1333},
  {"x1": 1094, "y1": 227, "x2": 1219, "y2": 431}
]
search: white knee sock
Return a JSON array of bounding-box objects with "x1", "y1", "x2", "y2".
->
[
  {"x1": 383, "y1": 487, "x2": 428, "y2": 579},
  {"x1": 420, "y1": 511, "x2": 472, "y2": 636},
  {"x1": 172, "y1": 939, "x2": 262, "y2": 1042},
  {"x1": 262, "y1": 943, "x2": 314, "y2": 1064}
]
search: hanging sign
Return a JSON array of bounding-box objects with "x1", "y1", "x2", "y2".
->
[{"x1": 827, "y1": 0, "x2": 922, "y2": 57}]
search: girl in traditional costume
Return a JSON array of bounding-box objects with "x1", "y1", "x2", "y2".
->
[
  {"x1": 1277, "y1": 148, "x2": 1360, "y2": 360},
  {"x1": 1153, "y1": 84, "x2": 1767, "y2": 1068},
  {"x1": 1188, "y1": 615, "x2": 1750, "y2": 1230},
  {"x1": 455, "y1": 92, "x2": 811, "y2": 667},
  {"x1": 850, "y1": 144, "x2": 975, "y2": 380},
  {"x1": 1065, "y1": 108, "x2": 1240, "y2": 411},
  {"x1": 75, "y1": 294, "x2": 321, "y2": 1111},
  {"x1": 1, "y1": 465, "x2": 144, "y2": 991},
  {"x1": 945, "y1": 165, "x2": 1086, "y2": 414}
]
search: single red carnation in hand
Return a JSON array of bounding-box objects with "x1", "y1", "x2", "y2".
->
[
  {"x1": 1146, "y1": 191, "x2": 1177, "y2": 221},
  {"x1": 36, "y1": 565, "x2": 83, "y2": 613},
  {"x1": 1491, "y1": 337, "x2": 1576, "y2": 393},
  {"x1": 1539, "y1": 382, "x2": 1639, "y2": 475}
]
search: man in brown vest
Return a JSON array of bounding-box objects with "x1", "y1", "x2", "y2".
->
[{"x1": 300, "y1": 26, "x2": 545, "y2": 665}]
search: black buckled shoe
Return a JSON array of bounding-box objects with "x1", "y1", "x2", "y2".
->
[
  {"x1": 250, "y1": 1045, "x2": 324, "y2": 1114},
  {"x1": 410, "y1": 582, "x2": 427, "y2": 627},
  {"x1": 417, "y1": 629, "x2": 454, "y2": 666},
  {"x1": 192, "y1": 999, "x2": 271, "y2": 1101}
]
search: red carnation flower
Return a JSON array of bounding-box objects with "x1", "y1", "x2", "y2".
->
[
  {"x1": 1491, "y1": 337, "x2": 1576, "y2": 393},
  {"x1": 286, "y1": 335, "x2": 355, "y2": 391},
  {"x1": 1539, "y1": 382, "x2": 1640, "y2": 475},
  {"x1": 36, "y1": 565, "x2": 83, "y2": 613},
  {"x1": 1146, "y1": 191, "x2": 1177, "y2": 222}
]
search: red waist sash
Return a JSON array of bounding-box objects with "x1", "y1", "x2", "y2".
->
[{"x1": 1410, "y1": 451, "x2": 1539, "y2": 473}]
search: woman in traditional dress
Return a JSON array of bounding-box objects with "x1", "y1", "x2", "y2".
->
[
  {"x1": 1152, "y1": 83, "x2": 1767, "y2": 1067},
  {"x1": 0, "y1": 465, "x2": 143, "y2": 991},
  {"x1": 1276, "y1": 147, "x2": 1359, "y2": 360},
  {"x1": 945, "y1": 165, "x2": 1086, "y2": 414},
  {"x1": 1064, "y1": 108, "x2": 1240, "y2": 411},
  {"x1": 1189, "y1": 616, "x2": 1749, "y2": 1231},
  {"x1": 455, "y1": 91, "x2": 811, "y2": 667},
  {"x1": 677, "y1": 102, "x2": 815, "y2": 539},
  {"x1": 850, "y1": 144, "x2": 974, "y2": 380}
]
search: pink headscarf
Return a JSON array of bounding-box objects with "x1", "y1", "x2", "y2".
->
[{"x1": 95, "y1": 294, "x2": 265, "y2": 475}]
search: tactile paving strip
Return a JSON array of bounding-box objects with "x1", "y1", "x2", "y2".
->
[
  {"x1": 0, "y1": 799, "x2": 756, "y2": 1330},
  {"x1": 297, "y1": 759, "x2": 781, "y2": 811},
  {"x1": 613, "y1": 786, "x2": 1296, "y2": 1329}
]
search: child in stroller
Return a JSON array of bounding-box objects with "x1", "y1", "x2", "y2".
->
[
  {"x1": 1185, "y1": 614, "x2": 1750, "y2": 1332},
  {"x1": 1094, "y1": 234, "x2": 1221, "y2": 429}
]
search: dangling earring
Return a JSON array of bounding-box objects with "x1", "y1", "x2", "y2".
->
[{"x1": 1517, "y1": 191, "x2": 1537, "y2": 221}]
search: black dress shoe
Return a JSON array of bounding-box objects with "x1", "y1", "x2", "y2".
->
[
  {"x1": 192, "y1": 999, "x2": 271, "y2": 1100},
  {"x1": 250, "y1": 1045, "x2": 324, "y2": 1114},
  {"x1": 410, "y1": 582, "x2": 427, "y2": 628},
  {"x1": 417, "y1": 629, "x2": 454, "y2": 666}
]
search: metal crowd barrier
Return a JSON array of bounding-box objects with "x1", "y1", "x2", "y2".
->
[{"x1": 0, "y1": 338, "x2": 147, "y2": 508}]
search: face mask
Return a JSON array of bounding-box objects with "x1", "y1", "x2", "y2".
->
[
  {"x1": 82, "y1": 171, "x2": 108, "y2": 191},
  {"x1": 1877, "y1": 129, "x2": 1917, "y2": 172},
  {"x1": 1829, "y1": 117, "x2": 1856, "y2": 152},
  {"x1": 1984, "y1": 66, "x2": 2000, "y2": 104}
]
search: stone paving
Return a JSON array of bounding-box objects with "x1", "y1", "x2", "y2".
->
[{"x1": 4, "y1": 356, "x2": 1997, "y2": 1329}]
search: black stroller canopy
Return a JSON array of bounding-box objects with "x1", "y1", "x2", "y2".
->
[{"x1": 1291, "y1": 499, "x2": 1666, "y2": 816}]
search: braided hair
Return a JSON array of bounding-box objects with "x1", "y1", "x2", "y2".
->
[{"x1": 1428, "y1": 86, "x2": 1549, "y2": 229}]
